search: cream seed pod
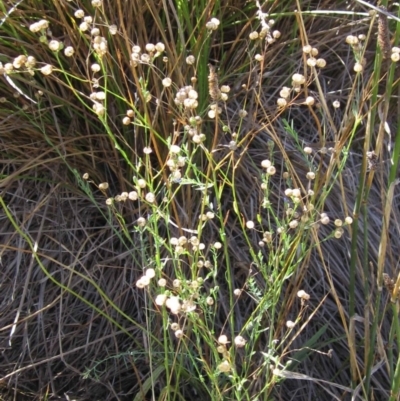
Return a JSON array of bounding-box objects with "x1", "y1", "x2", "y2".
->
[
  {"x1": 139, "y1": 276, "x2": 150, "y2": 286},
  {"x1": 272, "y1": 30, "x2": 281, "y2": 39},
  {"x1": 145, "y1": 43, "x2": 155, "y2": 53},
  {"x1": 40, "y1": 64, "x2": 53, "y2": 76},
  {"x1": 155, "y1": 42, "x2": 165, "y2": 52},
  {"x1": 354, "y1": 62, "x2": 363, "y2": 72},
  {"x1": 346, "y1": 35, "x2": 358, "y2": 45},
  {"x1": 292, "y1": 188, "x2": 301, "y2": 197},
  {"x1": 141, "y1": 53, "x2": 150, "y2": 63},
  {"x1": 48, "y1": 40, "x2": 61, "y2": 51},
  {"x1": 162, "y1": 77, "x2": 172, "y2": 87},
  {"x1": 79, "y1": 22, "x2": 89, "y2": 32},
  {"x1": 145, "y1": 268, "x2": 155, "y2": 278},
  {"x1": 175, "y1": 329, "x2": 184, "y2": 338},
  {"x1": 305, "y1": 96, "x2": 315, "y2": 106},
  {"x1": 206, "y1": 17, "x2": 220, "y2": 31},
  {"x1": 306, "y1": 58, "x2": 317, "y2": 67},
  {"x1": 261, "y1": 159, "x2": 271, "y2": 168},
  {"x1": 91, "y1": 28, "x2": 100, "y2": 37},
  {"x1": 234, "y1": 336, "x2": 246, "y2": 348},
  {"x1": 29, "y1": 19, "x2": 49, "y2": 32},
  {"x1": 280, "y1": 87, "x2": 290, "y2": 99},
  {"x1": 26, "y1": 56, "x2": 36, "y2": 68},
  {"x1": 246, "y1": 221, "x2": 255, "y2": 229},
  {"x1": 170, "y1": 322, "x2": 180, "y2": 331},
  {"x1": 218, "y1": 360, "x2": 231, "y2": 372},
  {"x1": 136, "y1": 179, "x2": 146, "y2": 188},
  {"x1": 218, "y1": 335, "x2": 229, "y2": 345},
  {"x1": 186, "y1": 55, "x2": 195, "y2": 65},
  {"x1": 74, "y1": 9, "x2": 85, "y2": 18},
  {"x1": 292, "y1": 73, "x2": 306, "y2": 85},
  {"x1": 94, "y1": 91, "x2": 106, "y2": 100},
  {"x1": 98, "y1": 182, "x2": 109, "y2": 190},
  {"x1": 13, "y1": 55, "x2": 26, "y2": 69},
  {"x1": 249, "y1": 31, "x2": 259, "y2": 40},
  {"x1": 320, "y1": 213, "x2": 330, "y2": 225},
  {"x1": 158, "y1": 278, "x2": 167, "y2": 287},
  {"x1": 297, "y1": 290, "x2": 310, "y2": 300},
  {"x1": 277, "y1": 98, "x2": 287, "y2": 107},
  {"x1": 145, "y1": 192, "x2": 155, "y2": 203},
  {"x1": 178, "y1": 236, "x2": 187, "y2": 246},
  {"x1": 137, "y1": 217, "x2": 146, "y2": 227},
  {"x1": 64, "y1": 46, "x2": 74, "y2": 57},
  {"x1": 91, "y1": 63, "x2": 101, "y2": 72},
  {"x1": 128, "y1": 191, "x2": 138, "y2": 200},
  {"x1": 238, "y1": 109, "x2": 247, "y2": 118},
  {"x1": 155, "y1": 294, "x2": 167, "y2": 305},
  {"x1": 345, "y1": 216, "x2": 353, "y2": 225},
  {"x1": 286, "y1": 320, "x2": 295, "y2": 328},
  {"x1": 334, "y1": 229, "x2": 343, "y2": 239},
  {"x1": 392, "y1": 52, "x2": 400, "y2": 62},
  {"x1": 166, "y1": 299, "x2": 181, "y2": 314}
]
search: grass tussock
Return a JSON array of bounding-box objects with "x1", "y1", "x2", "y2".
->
[{"x1": 0, "y1": 0, "x2": 399, "y2": 400}]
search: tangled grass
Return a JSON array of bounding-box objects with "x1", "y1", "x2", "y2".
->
[{"x1": 0, "y1": 0, "x2": 399, "y2": 400}]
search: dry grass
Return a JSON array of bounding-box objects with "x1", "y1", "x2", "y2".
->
[{"x1": 0, "y1": 0, "x2": 399, "y2": 400}]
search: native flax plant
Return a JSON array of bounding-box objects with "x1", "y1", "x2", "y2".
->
[{"x1": 2, "y1": 0, "x2": 400, "y2": 400}]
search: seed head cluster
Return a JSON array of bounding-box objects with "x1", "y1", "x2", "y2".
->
[{"x1": 175, "y1": 86, "x2": 199, "y2": 110}]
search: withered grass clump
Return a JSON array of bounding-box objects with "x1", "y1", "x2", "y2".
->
[{"x1": 0, "y1": 0, "x2": 399, "y2": 400}]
